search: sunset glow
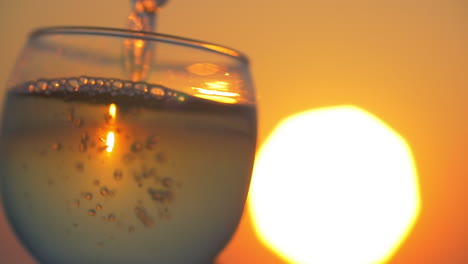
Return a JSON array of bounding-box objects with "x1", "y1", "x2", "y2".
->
[{"x1": 249, "y1": 106, "x2": 421, "y2": 264}]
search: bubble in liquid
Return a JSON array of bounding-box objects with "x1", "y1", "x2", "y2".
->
[
  {"x1": 108, "y1": 214, "x2": 116, "y2": 223},
  {"x1": 97, "y1": 145, "x2": 108, "y2": 153},
  {"x1": 73, "y1": 200, "x2": 80, "y2": 208},
  {"x1": 148, "y1": 188, "x2": 172, "y2": 203},
  {"x1": 88, "y1": 209, "x2": 96, "y2": 216},
  {"x1": 52, "y1": 142, "x2": 61, "y2": 151},
  {"x1": 84, "y1": 193, "x2": 93, "y2": 200},
  {"x1": 67, "y1": 79, "x2": 80, "y2": 91},
  {"x1": 134, "y1": 206, "x2": 153, "y2": 228},
  {"x1": 162, "y1": 177, "x2": 173, "y2": 188},
  {"x1": 66, "y1": 108, "x2": 75, "y2": 122},
  {"x1": 100, "y1": 187, "x2": 109, "y2": 197},
  {"x1": 134, "y1": 82, "x2": 148, "y2": 92},
  {"x1": 79, "y1": 142, "x2": 87, "y2": 152},
  {"x1": 122, "y1": 153, "x2": 135, "y2": 164},
  {"x1": 155, "y1": 152, "x2": 167, "y2": 163},
  {"x1": 146, "y1": 135, "x2": 159, "y2": 150},
  {"x1": 81, "y1": 132, "x2": 89, "y2": 142},
  {"x1": 114, "y1": 170, "x2": 123, "y2": 181},
  {"x1": 149, "y1": 86, "x2": 165, "y2": 98},
  {"x1": 37, "y1": 80, "x2": 48, "y2": 91},
  {"x1": 123, "y1": 81, "x2": 133, "y2": 89},
  {"x1": 111, "y1": 80, "x2": 122, "y2": 90},
  {"x1": 50, "y1": 80, "x2": 61, "y2": 90},
  {"x1": 79, "y1": 76, "x2": 89, "y2": 85},
  {"x1": 47, "y1": 179, "x2": 54, "y2": 186},
  {"x1": 131, "y1": 142, "x2": 143, "y2": 152},
  {"x1": 159, "y1": 206, "x2": 171, "y2": 219},
  {"x1": 142, "y1": 167, "x2": 155, "y2": 179},
  {"x1": 96, "y1": 79, "x2": 104, "y2": 87},
  {"x1": 76, "y1": 162, "x2": 84, "y2": 172},
  {"x1": 74, "y1": 118, "x2": 83, "y2": 128},
  {"x1": 96, "y1": 204, "x2": 102, "y2": 211},
  {"x1": 27, "y1": 83, "x2": 35, "y2": 92}
]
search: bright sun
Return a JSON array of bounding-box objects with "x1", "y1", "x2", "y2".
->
[{"x1": 249, "y1": 105, "x2": 421, "y2": 264}]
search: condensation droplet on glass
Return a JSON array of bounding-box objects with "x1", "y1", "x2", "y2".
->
[
  {"x1": 73, "y1": 200, "x2": 80, "y2": 208},
  {"x1": 96, "y1": 204, "x2": 102, "y2": 211},
  {"x1": 129, "y1": 226, "x2": 135, "y2": 233},
  {"x1": 88, "y1": 209, "x2": 96, "y2": 216}
]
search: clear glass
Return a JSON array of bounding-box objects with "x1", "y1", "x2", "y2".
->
[{"x1": 0, "y1": 27, "x2": 256, "y2": 264}]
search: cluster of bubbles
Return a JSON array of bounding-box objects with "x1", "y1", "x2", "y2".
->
[
  {"x1": 31, "y1": 79, "x2": 181, "y2": 247},
  {"x1": 13, "y1": 76, "x2": 177, "y2": 101}
]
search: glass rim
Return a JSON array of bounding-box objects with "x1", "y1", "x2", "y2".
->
[{"x1": 29, "y1": 26, "x2": 250, "y2": 64}]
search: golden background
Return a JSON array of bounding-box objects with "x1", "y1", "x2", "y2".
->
[{"x1": 0, "y1": 0, "x2": 467, "y2": 263}]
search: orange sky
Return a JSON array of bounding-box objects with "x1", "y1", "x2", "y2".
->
[{"x1": 0, "y1": 0, "x2": 467, "y2": 263}]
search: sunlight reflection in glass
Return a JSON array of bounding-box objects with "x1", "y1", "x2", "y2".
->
[{"x1": 105, "y1": 103, "x2": 117, "y2": 153}]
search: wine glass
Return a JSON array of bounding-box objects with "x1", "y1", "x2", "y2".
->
[{"x1": 0, "y1": 26, "x2": 256, "y2": 264}]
